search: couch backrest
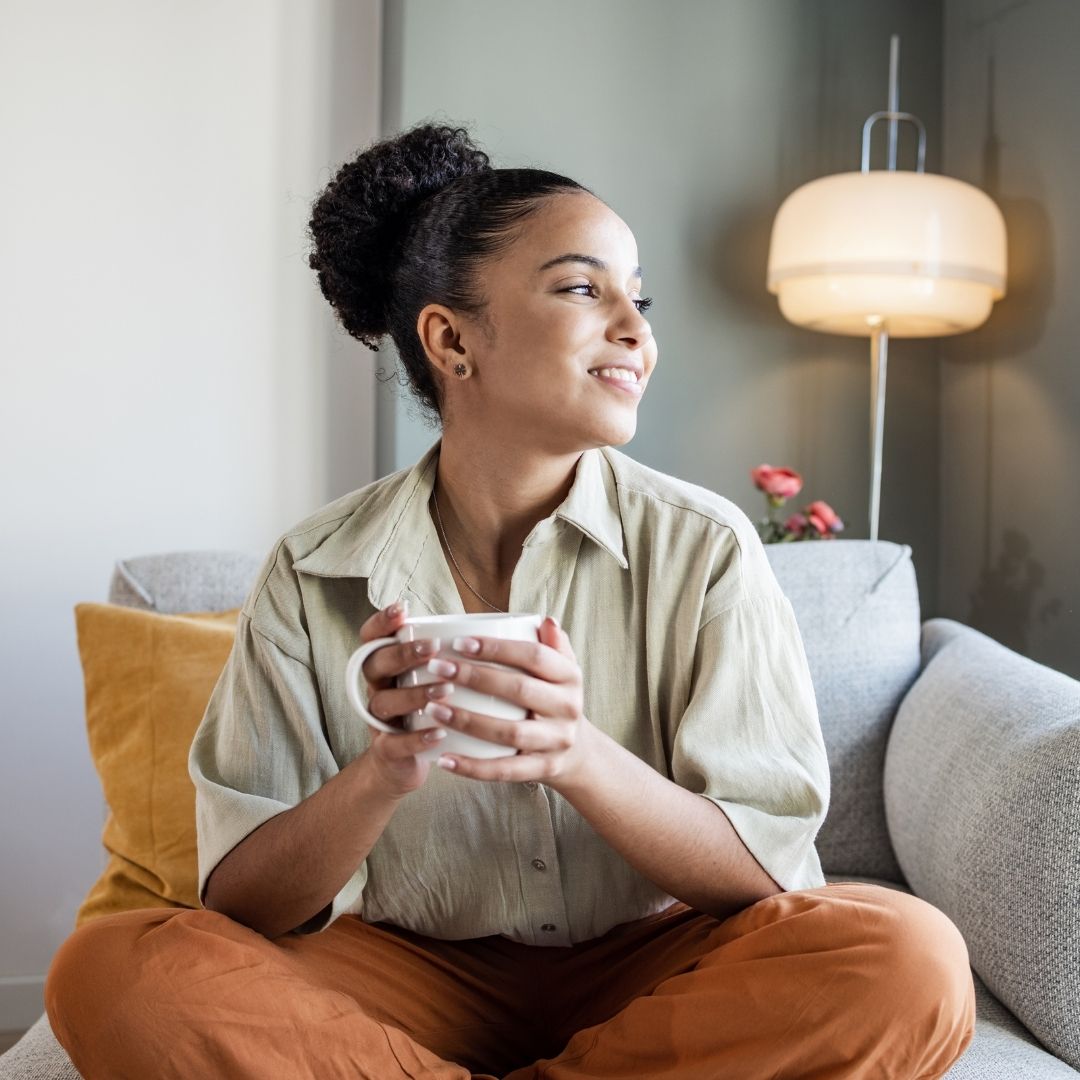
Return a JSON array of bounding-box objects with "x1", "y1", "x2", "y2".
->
[
  {"x1": 766, "y1": 538, "x2": 921, "y2": 882},
  {"x1": 110, "y1": 539, "x2": 922, "y2": 883},
  {"x1": 108, "y1": 551, "x2": 262, "y2": 613}
]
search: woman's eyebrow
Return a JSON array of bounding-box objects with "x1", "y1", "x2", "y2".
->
[{"x1": 536, "y1": 253, "x2": 643, "y2": 280}]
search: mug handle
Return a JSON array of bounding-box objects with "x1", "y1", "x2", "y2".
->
[{"x1": 344, "y1": 636, "x2": 407, "y2": 734}]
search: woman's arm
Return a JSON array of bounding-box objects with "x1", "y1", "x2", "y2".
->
[
  {"x1": 430, "y1": 603, "x2": 825, "y2": 918},
  {"x1": 552, "y1": 723, "x2": 783, "y2": 921},
  {"x1": 203, "y1": 752, "x2": 402, "y2": 939}
]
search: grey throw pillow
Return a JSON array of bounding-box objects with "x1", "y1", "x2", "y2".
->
[{"x1": 884, "y1": 617, "x2": 1080, "y2": 1070}]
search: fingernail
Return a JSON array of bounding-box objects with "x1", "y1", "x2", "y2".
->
[
  {"x1": 422, "y1": 727, "x2": 447, "y2": 742},
  {"x1": 414, "y1": 638, "x2": 440, "y2": 656},
  {"x1": 437, "y1": 756, "x2": 456, "y2": 770},
  {"x1": 426, "y1": 683, "x2": 453, "y2": 700},
  {"x1": 424, "y1": 701, "x2": 453, "y2": 722},
  {"x1": 426, "y1": 658, "x2": 457, "y2": 678},
  {"x1": 452, "y1": 636, "x2": 480, "y2": 654}
]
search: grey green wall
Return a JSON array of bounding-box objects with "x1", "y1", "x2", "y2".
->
[
  {"x1": 942, "y1": 0, "x2": 1079, "y2": 678},
  {"x1": 378, "y1": 0, "x2": 945, "y2": 620}
]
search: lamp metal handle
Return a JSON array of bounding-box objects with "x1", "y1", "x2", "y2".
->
[{"x1": 860, "y1": 111, "x2": 927, "y2": 174}]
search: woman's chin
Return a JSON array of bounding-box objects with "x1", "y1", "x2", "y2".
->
[{"x1": 591, "y1": 414, "x2": 637, "y2": 447}]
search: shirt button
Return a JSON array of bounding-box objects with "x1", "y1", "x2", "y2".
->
[
  {"x1": 531, "y1": 858, "x2": 546, "y2": 871},
  {"x1": 524, "y1": 781, "x2": 538, "y2": 791},
  {"x1": 541, "y1": 923, "x2": 557, "y2": 933}
]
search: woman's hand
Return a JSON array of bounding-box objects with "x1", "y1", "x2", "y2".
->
[
  {"x1": 357, "y1": 601, "x2": 455, "y2": 800},
  {"x1": 423, "y1": 616, "x2": 594, "y2": 790}
]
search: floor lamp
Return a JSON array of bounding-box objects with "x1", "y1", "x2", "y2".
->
[{"x1": 765, "y1": 35, "x2": 1007, "y2": 541}]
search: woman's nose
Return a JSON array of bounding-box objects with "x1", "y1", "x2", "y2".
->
[{"x1": 612, "y1": 299, "x2": 651, "y2": 347}]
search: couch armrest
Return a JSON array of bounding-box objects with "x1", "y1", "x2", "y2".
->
[{"x1": 883, "y1": 617, "x2": 1080, "y2": 1071}]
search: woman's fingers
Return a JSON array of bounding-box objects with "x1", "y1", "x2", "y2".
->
[
  {"x1": 362, "y1": 636, "x2": 442, "y2": 685},
  {"x1": 358, "y1": 613, "x2": 581, "y2": 741},
  {"x1": 449, "y1": 634, "x2": 578, "y2": 683},
  {"x1": 359, "y1": 600, "x2": 408, "y2": 645},
  {"x1": 356, "y1": 603, "x2": 408, "y2": 688},
  {"x1": 437, "y1": 656, "x2": 580, "y2": 719},
  {"x1": 423, "y1": 701, "x2": 566, "y2": 753},
  {"x1": 372, "y1": 724, "x2": 448, "y2": 759},
  {"x1": 356, "y1": 601, "x2": 451, "y2": 688},
  {"x1": 367, "y1": 681, "x2": 455, "y2": 724},
  {"x1": 408, "y1": 627, "x2": 581, "y2": 725}
]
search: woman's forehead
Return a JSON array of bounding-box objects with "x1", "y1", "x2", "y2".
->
[{"x1": 509, "y1": 195, "x2": 641, "y2": 274}]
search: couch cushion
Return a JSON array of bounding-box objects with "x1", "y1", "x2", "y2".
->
[
  {"x1": 885, "y1": 618, "x2": 1080, "y2": 1071},
  {"x1": 766, "y1": 539, "x2": 920, "y2": 882},
  {"x1": 73, "y1": 603, "x2": 239, "y2": 924},
  {"x1": 0, "y1": 1012, "x2": 82, "y2": 1079}
]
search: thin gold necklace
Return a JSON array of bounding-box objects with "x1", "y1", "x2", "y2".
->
[{"x1": 432, "y1": 486, "x2": 507, "y2": 613}]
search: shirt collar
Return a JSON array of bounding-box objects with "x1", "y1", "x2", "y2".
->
[{"x1": 293, "y1": 438, "x2": 628, "y2": 612}]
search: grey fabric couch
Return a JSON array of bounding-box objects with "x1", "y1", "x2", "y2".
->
[{"x1": 3, "y1": 539, "x2": 1077, "y2": 1078}]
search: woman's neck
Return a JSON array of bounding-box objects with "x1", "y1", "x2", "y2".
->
[{"x1": 430, "y1": 435, "x2": 582, "y2": 586}]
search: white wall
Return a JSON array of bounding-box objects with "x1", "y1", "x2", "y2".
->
[{"x1": 0, "y1": 0, "x2": 381, "y2": 1029}]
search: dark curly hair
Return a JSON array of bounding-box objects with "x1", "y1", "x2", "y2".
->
[{"x1": 307, "y1": 121, "x2": 593, "y2": 428}]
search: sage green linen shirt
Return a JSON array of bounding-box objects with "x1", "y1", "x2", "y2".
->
[{"x1": 188, "y1": 438, "x2": 830, "y2": 945}]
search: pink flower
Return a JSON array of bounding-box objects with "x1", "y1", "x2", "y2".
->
[
  {"x1": 806, "y1": 500, "x2": 844, "y2": 537},
  {"x1": 785, "y1": 512, "x2": 809, "y2": 537},
  {"x1": 750, "y1": 464, "x2": 803, "y2": 501}
]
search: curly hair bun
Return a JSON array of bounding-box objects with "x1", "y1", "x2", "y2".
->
[{"x1": 308, "y1": 122, "x2": 492, "y2": 348}]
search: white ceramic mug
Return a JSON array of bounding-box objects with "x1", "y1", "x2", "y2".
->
[{"x1": 344, "y1": 612, "x2": 545, "y2": 762}]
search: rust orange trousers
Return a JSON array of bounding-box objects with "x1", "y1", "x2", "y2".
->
[{"x1": 44, "y1": 882, "x2": 976, "y2": 1079}]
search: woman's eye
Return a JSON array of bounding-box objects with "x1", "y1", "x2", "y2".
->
[{"x1": 563, "y1": 284, "x2": 654, "y2": 313}]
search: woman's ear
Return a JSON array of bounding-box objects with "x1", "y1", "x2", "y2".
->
[{"x1": 416, "y1": 303, "x2": 468, "y2": 381}]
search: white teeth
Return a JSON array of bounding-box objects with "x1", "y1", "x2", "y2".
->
[{"x1": 590, "y1": 367, "x2": 640, "y2": 382}]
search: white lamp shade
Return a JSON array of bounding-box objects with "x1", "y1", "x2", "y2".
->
[{"x1": 766, "y1": 171, "x2": 1007, "y2": 337}]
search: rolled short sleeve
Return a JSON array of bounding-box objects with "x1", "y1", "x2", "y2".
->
[
  {"x1": 188, "y1": 606, "x2": 368, "y2": 935},
  {"x1": 671, "y1": 590, "x2": 831, "y2": 893}
]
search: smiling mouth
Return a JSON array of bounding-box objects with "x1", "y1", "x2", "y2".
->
[
  {"x1": 588, "y1": 368, "x2": 644, "y2": 396},
  {"x1": 589, "y1": 366, "x2": 640, "y2": 382}
]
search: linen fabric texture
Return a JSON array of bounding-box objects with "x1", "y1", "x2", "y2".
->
[
  {"x1": 73, "y1": 604, "x2": 240, "y2": 923},
  {"x1": 188, "y1": 438, "x2": 832, "y2": 945}
]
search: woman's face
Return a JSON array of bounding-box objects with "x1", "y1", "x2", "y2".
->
[{"x1": 431, "y1": 192, "x2": 658, "y2": 452}]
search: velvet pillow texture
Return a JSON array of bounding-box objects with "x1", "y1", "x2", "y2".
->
[{"x1": 73, "y1": 603, "x2": 239, "y2": 927}]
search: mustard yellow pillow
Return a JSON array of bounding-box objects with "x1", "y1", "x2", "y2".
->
[{"x1": 73, "y1": 603, "x2": 239, "y2": 927}]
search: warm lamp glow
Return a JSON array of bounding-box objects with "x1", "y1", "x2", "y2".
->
[
  {"x1": 765, "y1": 33, "x2": 1009, "y2": 543},
  {"x1": 766, "y1": 171, "x2": 1007, "y2": 338}
]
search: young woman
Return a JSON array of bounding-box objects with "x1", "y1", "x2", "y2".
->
[{"x1": 45, "y1": 122, "x2": 975, "y2": 1079}]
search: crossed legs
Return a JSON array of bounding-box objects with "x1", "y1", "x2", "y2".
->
[{"x1": 45, "y1": 882, "x2": 975, "y2": 1079}]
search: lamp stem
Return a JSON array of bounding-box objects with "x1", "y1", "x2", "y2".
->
[
  {"x1": 887, "y1": 34, "x2": 900, "y2": 170},
  {"x1": 869, "y1": 325, "x2": 889, "y2": 542}
]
